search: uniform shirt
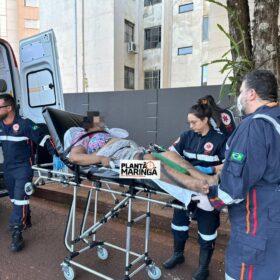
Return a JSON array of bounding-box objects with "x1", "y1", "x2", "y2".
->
[
  {"x1": 170, "y1": 129, "x2": 227, "y2": 167},
  {"x1": 210, "y1": 109, "x2": 236, "y2": 138},
  {"x1": 0, "y1": 115, "x2": 56, "y2": 168},
  {"x1": 209, "y1": 105, "x2": 280, "y2": 210}
]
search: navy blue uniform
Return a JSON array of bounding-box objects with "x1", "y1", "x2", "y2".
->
[
  {"x1": 208, "y1": 105, "x2": 280, "y2": 280},
  {"x1": 0, "y1": 115, "x2": 56, "y2": 228},
  {"x1": 169, "y1": 129, "x2": 227, "y2": 249},
  {"x1": 210, "y1": 109, "x2": 236, "y2": 138}
]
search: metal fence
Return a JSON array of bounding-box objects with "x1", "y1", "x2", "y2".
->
[{"x1": 64, "y1": 85, "x2": 231, "y2": 147}]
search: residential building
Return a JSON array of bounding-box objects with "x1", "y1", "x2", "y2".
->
[
  {"x1": 0, "y1": 0, "x2": 40, "y2": 61},
  {"x1": 40, "y1": 0, "x2": 232, "y2": 93}
]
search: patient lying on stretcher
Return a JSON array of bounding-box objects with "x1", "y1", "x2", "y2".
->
[{"x1": 65, "y1": 113, "x2": 219, "y2": 194}]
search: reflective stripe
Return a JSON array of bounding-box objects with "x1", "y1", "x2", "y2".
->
[
  {"x1": 168, "y1": 146, "x2": 179, "y2": 153},
  {"x1": 39, "y1": 135, "x2": 50, "y2": 147},
  {"x1": 14, "y1": 199, "x2": 30, "y2": 206},
  {"x1": 218, "y1": 185, "x2": 244, "y2": 205},
  {"x1": 10, "y1": 199, "x2": 15, "y2": 203},
  {"x1": 253, "y1": 114, "x2": 280, "y2": 135},
  {"x1": 225, "y1": 273, "x2": 236, "y2": 280},
  {"x1": 183, "y1": 151, "x2": 220, "y2": 162},
  {"x1": 171, "y1": 223, "x2": 189, "y2": 232},
  {"x1": 198, "y1": 230, "x2": 217, "y2": 241},
  {"x1": 0, "y1": 135, "x2": 29, "y2": 142}
]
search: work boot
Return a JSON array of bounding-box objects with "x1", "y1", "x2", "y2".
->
[
  {"x1": 162, "y1": 239, "x2": 186, "y2": 269},
  {"x1": 10, "y1": 226, "x2": 24, "y2": 252},
  {"x1": 192, "y1": 248, "x2": 214, "y2": 280}
]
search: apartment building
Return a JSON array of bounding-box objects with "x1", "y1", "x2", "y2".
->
[
  {"x1": 40, "y1": 0, "x2": 231, "y2": 93},
  {"x1": 0, "y1": 0, "x2": 40, "y2": 60}
]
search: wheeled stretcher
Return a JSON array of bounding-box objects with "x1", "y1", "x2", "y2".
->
[{"x1": 32, "y1": 108, "x2": 195, "y2": 280}]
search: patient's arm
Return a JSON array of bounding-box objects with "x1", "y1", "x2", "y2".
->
[
  {"x1": 159, "y1": 151, "x2": 219, "y2": 186},
  {"x1": 69, "y1": 146, "x2": 110, "y2": 166},
  {"x1": 143, "y1": 153, "x2": 210, "y2": 193}
]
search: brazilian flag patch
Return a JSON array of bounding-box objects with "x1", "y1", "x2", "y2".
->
[
  {"x1": 32, "y1": 125, "x2": 39, "y2": 131},
  {"x1": 231, "y1": 152, "x2": 245, "y2": 162}
]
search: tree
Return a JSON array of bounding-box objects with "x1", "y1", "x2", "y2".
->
[{"x1": 208, "y1": 0, "x2": 280, "y2": 100}]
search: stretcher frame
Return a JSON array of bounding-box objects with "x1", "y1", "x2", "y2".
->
[
  {"x1": 32, "y1": 164, "x2": 187, "y2": 280},
  {"x1": 34, "y1": 107, "x2": 188, "y2": 280}
]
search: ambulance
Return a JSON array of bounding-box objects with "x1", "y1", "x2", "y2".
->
[{"x1": 0, "y1": 29, "x2": 64, "y2": 197}]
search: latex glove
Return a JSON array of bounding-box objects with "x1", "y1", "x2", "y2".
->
[
  {"x1": 195, "y1": 165, "x2": 214, "y2": 175},
  {"x1": 53, "y1": 155, "x2": 65, "y2": 171},
  {"x1": 192, "y1": 194, "x2": 214, "y2": 211}
]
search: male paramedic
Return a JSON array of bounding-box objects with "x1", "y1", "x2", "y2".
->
[
  {"x1": 0, "y1": 94, "x2": 57, "y2": 252},
  {"x1": 193, "y1": 70, "x2": 280, "y2": 280}
]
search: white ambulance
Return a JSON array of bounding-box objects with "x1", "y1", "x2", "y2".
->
[{"x1": 0, "y1": 29, "x2": 64, "y2": 197}]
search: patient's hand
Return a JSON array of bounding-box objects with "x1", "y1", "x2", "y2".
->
[
  {"x1": 100, "y1": 157, "x2": 111, "y2": 167},
  {"x1": 192, "y1": 179, "x2": 209, "y2": 194}
]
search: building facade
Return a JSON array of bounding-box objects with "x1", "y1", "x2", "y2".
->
[
  {"x1": 40, "y1": 0, "x2": 232, "y2": 93},
  {"x1": 0, "y1": 0, "x2": 40, "y2": 60}
]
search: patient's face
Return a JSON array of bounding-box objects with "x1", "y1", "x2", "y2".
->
[{"x1": 88, "y1": 116, "x2": 105, "y2": 130}]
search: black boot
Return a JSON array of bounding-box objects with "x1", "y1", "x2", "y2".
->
[
  {"x1": 162, "y1": 239, "x2": 186, "y2": 269},
  {"x1": 192, "y1": 248, "x2": 214, "y2": 280},
  {"x1": 10, "y1": 225, "x2": 24, "y2": 252}
]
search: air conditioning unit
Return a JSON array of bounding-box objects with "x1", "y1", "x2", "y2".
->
[{"x1": 127, "y1": 41, "x2": 137, "y2": 53}]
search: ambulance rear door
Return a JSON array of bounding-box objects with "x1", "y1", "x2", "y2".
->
[{"x1": 19, "y1": 29, "x2": 64, "y2": 124}]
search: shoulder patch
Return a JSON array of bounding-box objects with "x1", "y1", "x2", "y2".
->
[
  {"x1": 32, "y1": 125, "x2": 39, "y2": 131},
  {"x1": 230, "y1": 152, "x2": 245, "y2": 162}
]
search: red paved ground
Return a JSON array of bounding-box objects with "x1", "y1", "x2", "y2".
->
[{"x1": 0, "y1": 196, "x2": 225, "y2": 280}]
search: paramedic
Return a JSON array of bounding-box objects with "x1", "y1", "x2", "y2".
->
[
  {"x1": 162, "y1": 103, "x2": 227, "y2": 280},
  {"x1": 198, "y1": 95, "x2": 236, "y2": 138},
  {"x1": 0, "y1": 94, "x2": 57, "y2": 252},
  {"x1": 195, "y1": 70, "x2": 280, "y2": 280}
]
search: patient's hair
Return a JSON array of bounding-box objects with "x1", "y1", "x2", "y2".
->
[{"x1": 189, "y1": 103, "x2": 212, "y2": 122}]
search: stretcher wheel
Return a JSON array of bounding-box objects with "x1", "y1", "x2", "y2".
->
[
  {"x1": 62, "y1": 264, "x2": 75, "y2": 280},
  {"x1": 147, "y1": 265, "x2": 161, "y2": 280},
  {"x1": 24, "y1": 182, "x2": 35, "y2": 196},
  {"x1": 97, "y1": 246, "x2": 108, "y2": 260}
]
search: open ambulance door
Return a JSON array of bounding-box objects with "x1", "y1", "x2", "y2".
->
[{"x1": 19, "y1": 29, "x2": 64, "y2": 124}]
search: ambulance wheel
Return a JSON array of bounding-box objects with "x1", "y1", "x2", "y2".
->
[
  {"x1": 97, "y1": 246, "x2": 108, "y2": 260},
  {"x1": 147, "y1": 265, "x2": 161, "y2": 280},
  {"x1": 62, "y1": 264, "x2": 75, "y2": 280}
]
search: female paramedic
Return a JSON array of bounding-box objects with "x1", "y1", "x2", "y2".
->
[{"x1": 162, "y1": 102, "x2": 227, "y2": 280}]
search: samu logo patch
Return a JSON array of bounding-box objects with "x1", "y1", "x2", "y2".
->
[{"x1": 231, "y1": 152, "x2": 245, "y2": 162}]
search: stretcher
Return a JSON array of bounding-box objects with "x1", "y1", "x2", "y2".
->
[{"x1": 32, "y1": 107, "x2": 195, "y2": 280}]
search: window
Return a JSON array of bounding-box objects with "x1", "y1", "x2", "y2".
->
[
  {"x1": 178, "y1": 46, "x2": 193, "y2": 55},
  {"x1": 202, "y1": 16, "x2": 209, "y2": 41},
  {"x1": 24, "y1": 0, "x2": 39, "y2": 7},
  {"x1": 144, "y1": 26, "x2": 161, "y2": 49},
  {"x1": 201, "y1": 65, "x2": 208, "y2": 86},
  {"x1": 144, "y1": 0, "x2": 162, "y2": 7},
  {"x1": 124, "y1": 66, "x2": 134, "y2": 89},
  {"x1": 144, "y1": 70, "x2": 160, "y2": 89},
  {"x1": 179, "y1": 3, "x2": 193, "y2": 13},
  {"x1": 125, "y1": 20, "x2": 134, "y2": 43},
  {"x1": 25, "y1": 19, "x2": 40, "y2": 29}
]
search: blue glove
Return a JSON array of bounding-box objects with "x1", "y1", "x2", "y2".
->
[
  {"x1": 195, "y1": 165, "x2": 214, "y2": 175},
  {"x1": 53, "y1": 155, "x2": 65, "y2": 171}
]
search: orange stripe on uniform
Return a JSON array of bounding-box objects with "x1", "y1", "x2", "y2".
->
[
  {"x1": 209, "y1": 197, "x2": 220, "y2": 202},
  {"x1": 246, "y1": 192, "x2": 251, "y2": 234},
  {"x1": 239, "y1": 262, "x2": 245, "y2": 280},
  {"x1": 252, "y1": 188, "x2": 258, "y2": 236}
]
